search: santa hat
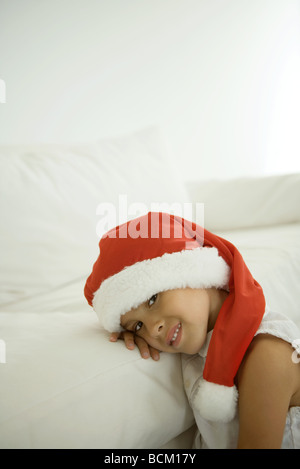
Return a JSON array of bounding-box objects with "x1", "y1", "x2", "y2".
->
[{"x1": 84, "y1": 212, "x2": 265, "y2": 422}]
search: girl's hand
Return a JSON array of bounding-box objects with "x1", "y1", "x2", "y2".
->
[{"x1": 109, "y1": 331, "x2": 160, "y2": 361}]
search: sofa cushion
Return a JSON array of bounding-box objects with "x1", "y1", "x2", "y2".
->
[{"x1": 0, "y1": 127, "x2": 188, "y2": 305}]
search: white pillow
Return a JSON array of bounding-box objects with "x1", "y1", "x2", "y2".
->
[
  {"x1": 0, "y1": 312, "x2": 194, "y2": 448},
  {"x1": 0, "y1": 127, "x2": 189, "y2": 305},
  {"x1": 185, "y1": 173, "x2": 300, "y2": 232}
]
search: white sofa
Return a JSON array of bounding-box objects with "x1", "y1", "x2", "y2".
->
[{"x1": 0, "y1": 127, "x2": 299, "y2": 449}]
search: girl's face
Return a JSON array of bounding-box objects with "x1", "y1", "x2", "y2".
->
[{"x1": 120, "y1": 288, "x2": 222, "y2": 355}]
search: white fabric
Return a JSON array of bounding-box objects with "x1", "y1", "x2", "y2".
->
[
  {"x1": 186, "y1": 173, "x2": 300, "y2": 232},
  {"x1": 0, "y1": 312, "x2": 194, "y2": 449},
  {"x1": 216, "y1": 223, "x2": 300, "y2": 328},
  {"x1": 182, "y1": 309, "x2": 300, "y2": 449},
  {"x1": 0, "y1": 126, "x2": 189, "y2": 306}
]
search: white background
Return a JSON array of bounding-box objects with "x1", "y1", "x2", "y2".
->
[{"x1": 0, "y1": 0, "x2": 299, "y2": 181}]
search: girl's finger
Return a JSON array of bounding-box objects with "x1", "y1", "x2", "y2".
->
[
  {"x1": 149, "y1": 346, "x2": 161, "y2": 361},
  {"x1": 122, "y1": 330, "x2": 136, "y2": 350},
  {"x1": 109, "y1": 331, "x2": 120, "y2": 342},
  {"x1": 134, "y1": 336, "x2": 161, "y2": 360}
]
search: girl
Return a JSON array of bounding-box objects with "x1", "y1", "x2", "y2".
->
[{"x1": 84, "y1": 212, "x2": 300, "y2": 449}]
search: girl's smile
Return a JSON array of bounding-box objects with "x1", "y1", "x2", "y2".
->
[{"x1": 167, "y1": 322, "x2": 182, "y2": 346}]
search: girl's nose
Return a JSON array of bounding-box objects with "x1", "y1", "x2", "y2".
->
[{"x1": 147, "y1": 318, "x2": 164, "y2": 337}]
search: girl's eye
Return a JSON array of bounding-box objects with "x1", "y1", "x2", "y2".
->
[
  {"x1": 135, "y1": 321, "x2": 143, "y2": 333},
  {"x1": 148, "y1": 294, "x2": 157, "y2": 307}
]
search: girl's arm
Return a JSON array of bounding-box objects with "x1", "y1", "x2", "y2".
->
[{"x1": 236, "y1": 334, "x2": 300, "y2": 449}]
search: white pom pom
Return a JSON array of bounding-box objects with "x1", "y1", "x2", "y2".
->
[{"x1": 192, "y1": 378, "x2": 239, "y2": 422}]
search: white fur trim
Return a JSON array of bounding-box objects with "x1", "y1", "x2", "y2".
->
[
  {"x1": 92, "y1": 247, "x2": 230, "y2": 332},
  {"x1": 191, "y1": 378, "x2": 239, "y2": 422}
]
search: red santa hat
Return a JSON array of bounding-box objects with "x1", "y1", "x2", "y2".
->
[{"x1": 84, "y1": 212, "x2": 265, "y2": 422}]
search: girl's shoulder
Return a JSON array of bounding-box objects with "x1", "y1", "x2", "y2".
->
[
  {"x1": 236, "y1": 334, "x2": 300, "y2": 448},
  {"x1": 238, "y1": 333, "x2": 300, "y2": 406},
  {"x1": 246, "y1": 309, "x2": 300, "y2": 403}
]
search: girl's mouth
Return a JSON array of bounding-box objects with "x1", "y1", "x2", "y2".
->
[{"x1": 168, "y1": 323, "x2": 182, "y2": 347}]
